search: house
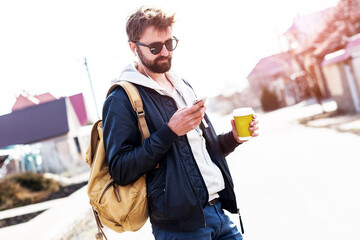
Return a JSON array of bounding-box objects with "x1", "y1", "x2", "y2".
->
[
  {"x1": 284, "y1": 8, "x2": 334, "y2": 101},
  {"x1": 250, "y1": 0, "x2": 360, "y2": 113},
  {"x1": 247, "y1": 8, "x2": 335, "y2": 111},
  {"x1": 294, "y1": 0, "x2": 360, "y2": 105},
  {"x1": 247, "y1": 51, "x2": 299, "y2": 108},
  {"x1": 0, "y1": 92, "x2": 91, "y2": 176},
  {"x1": 322, "y1": 34, "x2": 360, "y2": 113}
]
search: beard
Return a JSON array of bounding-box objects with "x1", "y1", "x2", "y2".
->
[{"x1": 137, "y1": 48, "x2": 172, "y2": 73}]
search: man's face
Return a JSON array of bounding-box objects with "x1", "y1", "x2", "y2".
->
[{"x1": 136, "y1": 26, "x2": 173, "y2": 74}]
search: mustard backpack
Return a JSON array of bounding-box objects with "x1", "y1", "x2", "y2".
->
[{"x1": 86, "y1": 81, "x2": 150, "y2": 240}]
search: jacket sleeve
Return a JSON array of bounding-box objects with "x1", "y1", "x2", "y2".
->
[
  {"x1": 217, "y1": 131, "x2": 241, "y2": 157},
  {"x1": 203, "y1": 114, "x2": 241, "y2": 157},
  {"x1": 102, "y1": 89, "x2": 179, "y2": 185}
]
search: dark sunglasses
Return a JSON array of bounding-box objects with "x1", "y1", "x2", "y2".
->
[{"x1": 133, "y1": 37, "x2": 179, "y2": 55}]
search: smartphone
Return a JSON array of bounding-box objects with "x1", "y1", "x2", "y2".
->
[
  {"x1": 193, "y1": 96, "x2": 207, "y2": 105},
  {"x1": 193, "y1": 96, "x2": 208, "y2": 128}
]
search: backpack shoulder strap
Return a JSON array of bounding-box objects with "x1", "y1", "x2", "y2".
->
[{"x1": 106, "y1": 81, "x2": 150, "y2": 141}]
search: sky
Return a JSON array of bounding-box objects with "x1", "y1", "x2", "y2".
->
[{"x1": 0, "y1": 0, "x2": 340, "y2": 119}]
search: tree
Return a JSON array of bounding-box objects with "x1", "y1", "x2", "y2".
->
[{"x1": 260, "y1": 86, "x2": 281, "y2": 111}]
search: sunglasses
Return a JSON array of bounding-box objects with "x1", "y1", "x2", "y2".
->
[{"x1": 133, "y1": 37, "x2": 179, "y2": 55}]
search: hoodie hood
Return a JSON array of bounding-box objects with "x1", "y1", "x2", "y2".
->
[
  {"x1": 116, "y1": 63, "x2": 196, "y2": 106},
  {"x1": 118, "y1": 64, "x2": 164, "y2": 92}
]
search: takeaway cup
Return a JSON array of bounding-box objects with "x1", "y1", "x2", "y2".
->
[{"x1": 233, "y1": 107, "x2": 255, "y2": 141}]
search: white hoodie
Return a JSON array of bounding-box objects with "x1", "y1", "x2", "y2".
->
[{"x1": 115, "y1": 63, "x2": 225, "y2": 201}]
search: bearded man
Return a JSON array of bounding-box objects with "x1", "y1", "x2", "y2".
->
[{"x1": 102, "y1": 6, "x2": 259, "y2": 240}]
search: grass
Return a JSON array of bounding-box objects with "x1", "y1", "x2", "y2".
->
[{"x1": 0, "y1": 172, "x2": 61, "y2": 211}]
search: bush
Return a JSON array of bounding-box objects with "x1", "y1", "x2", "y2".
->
[
  {"x1": 9, "y1": 172, "x2": 60, "y2": 192},
  {"x1": 0, "y1": 172, "x2": 61, "y2": 210},
  {"x1": 0, "y1": 181, "x2": 22, "y2": 210},
  {"x1": 260, "y1": 86, "x2": 281, "y2": 111}
]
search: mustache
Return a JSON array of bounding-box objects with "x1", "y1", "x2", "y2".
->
[{"x1": 155, "y1": 56, "x2": 171, "y2": 61}]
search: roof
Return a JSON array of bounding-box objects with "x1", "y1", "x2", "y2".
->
[
  {"x1": 299, "y1": 0, "x2": 360, "y2": 57},
  {"x1": 11, "y1": 91, "x2": 89, "y2": 126},
  {"x1": 247, "y1": 52, "x2": 293, "y2": 80},
  {"x1": 0, "y1": 98, "x2": 69, "y2": 149},
  {"x1": 322, "y1": 50, "x2": 350, "y2": 66},
  {"x1": 346, "y1": 33, "x2": 360, "y2": 49},
  {"x1": 68, "y1": 93, "x2": 89, "y2": 126},
  {"x1": 12, "y1": 91, "x2": 57, "y2": 111},
  {"x1": 284, "y1": 8, "x2": 333, "y2": 38},
  {"x1": 322, "y1": 33, "x2": 360, "y2": 66},
  {"x1": 11, "y1": 94, "x2": 38, "y2": 111},
  {"x1": 34, "y1": 93, "x2": 57, "y2": 103}
]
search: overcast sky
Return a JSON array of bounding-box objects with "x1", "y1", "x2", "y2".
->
[{"x1": 0, "y1": 0, "x2": 339, "y2": 118}]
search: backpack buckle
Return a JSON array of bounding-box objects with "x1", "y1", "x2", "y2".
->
[{"x1": 136, "y1": 110, "x2": 145, "y2": 118}]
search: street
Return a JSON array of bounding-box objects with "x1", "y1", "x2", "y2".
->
[
  {"x1": 102, "y1": 101, "x2": 360, "y2": 240},
  {"x1": 225, "y1": 102, "x2": 360, "y2": 240}
]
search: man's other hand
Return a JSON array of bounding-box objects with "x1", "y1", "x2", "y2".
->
[{"x1": 231, "y1": 115, "x2": 259, "y2": 143}]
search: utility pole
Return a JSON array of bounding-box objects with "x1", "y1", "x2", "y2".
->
[{"x1": 84, "y1": 57, "x2": 100, "y2": 120}]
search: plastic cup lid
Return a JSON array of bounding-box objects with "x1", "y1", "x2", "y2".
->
[{"x1": 233, "y1": 107, "x2": 254, "y2": 116}]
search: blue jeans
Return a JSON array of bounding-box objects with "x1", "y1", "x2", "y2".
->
[{"x1": 152, "y1": 201, "x2": 243, "y2": 240}]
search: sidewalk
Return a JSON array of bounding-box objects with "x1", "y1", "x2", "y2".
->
[
  {"x1": 295, "y1": 99, "x2": 360, "y2": 136},
  {"x1": 0, "y1": 171, "x2": 92, "y2": 240},
  {"x1": 0, "y1": 169, "x2": 153, "y2": 240}
]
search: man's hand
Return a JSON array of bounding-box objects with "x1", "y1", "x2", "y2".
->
[
  {"x1": 231, "y1": 115, "x2": 259, "y2": 143},
  {"x1": 168, "y1": 100, "x2": 206, "y2": 136}
]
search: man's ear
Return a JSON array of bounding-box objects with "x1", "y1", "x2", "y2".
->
[{"x1": 129, "y1": 42, "x2": 137, "y2": 56}]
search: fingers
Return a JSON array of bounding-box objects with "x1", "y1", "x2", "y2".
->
[
  {"x1": 168, "y1": 103, "x2": 206, "y2": 136},
  {"x1": 189, "y1": 100, "x2": 205, "y2": 112},
  {"x1": 187, "y1": 104, "x2": 206, "y2": 120},
  {"x1": 250, "y1": 116, "x2": 258, "y2": 126},
  {"x1": 250, "y1": 114, "x2": 259, "y2": 129},
  {"x1": 249, "y1": 125, "x2": 259, "y2": 132},
  {"x1": 186, "y1": 106, "x2": 206, "y2": 131},
  {"x1": 178, "y1": 104, "x2": 206, "y2": 118},
  {"x1": 251, "y1": 131, "x2": 259, "y2": 137},
  {"x1": 191, "y1": 107, "x2": 206, "y2": 125},
  {"x1": 250, "y1": 120, "x2": 259, "y2": 126},
  {"x1": 250, "y1": 115, "x2": 259, "y2": 137}
]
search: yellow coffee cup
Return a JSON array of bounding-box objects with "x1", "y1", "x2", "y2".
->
[{"x1": 233, "y1": 107, "x2": 255, "y2": 141}]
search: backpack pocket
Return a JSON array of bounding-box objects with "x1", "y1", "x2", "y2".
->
[{"x1": 95, "y1": 176, "x2": 148, "y2": 232}]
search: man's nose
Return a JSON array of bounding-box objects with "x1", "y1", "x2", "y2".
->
[{"x1": 159, "y1": 44, "x2": 169, "y2": 56}]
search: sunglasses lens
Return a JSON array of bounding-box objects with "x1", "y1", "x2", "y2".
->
[
  {"x1": 165, "y1": 39, "x2": 177, "y2": 51},
  {"x1": 149, "y1": 42, "x2": 163, "y2": 55}
]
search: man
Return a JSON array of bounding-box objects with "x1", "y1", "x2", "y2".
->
[{"x1": 102, "y1": 6, "x2": 259, "y2": 240}]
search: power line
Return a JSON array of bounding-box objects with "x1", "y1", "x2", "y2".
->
[{"x1": 84, "y1": 57, "x2": 100, "y2": 120}]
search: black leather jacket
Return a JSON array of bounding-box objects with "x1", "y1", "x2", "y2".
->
[{"x1": 103, "y1": 83, "x2": 241, "y2": 232}]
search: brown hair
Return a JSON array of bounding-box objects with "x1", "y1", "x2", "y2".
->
[{"x1": 126, "y1": 6, "x2": 175, "y2": 42}]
